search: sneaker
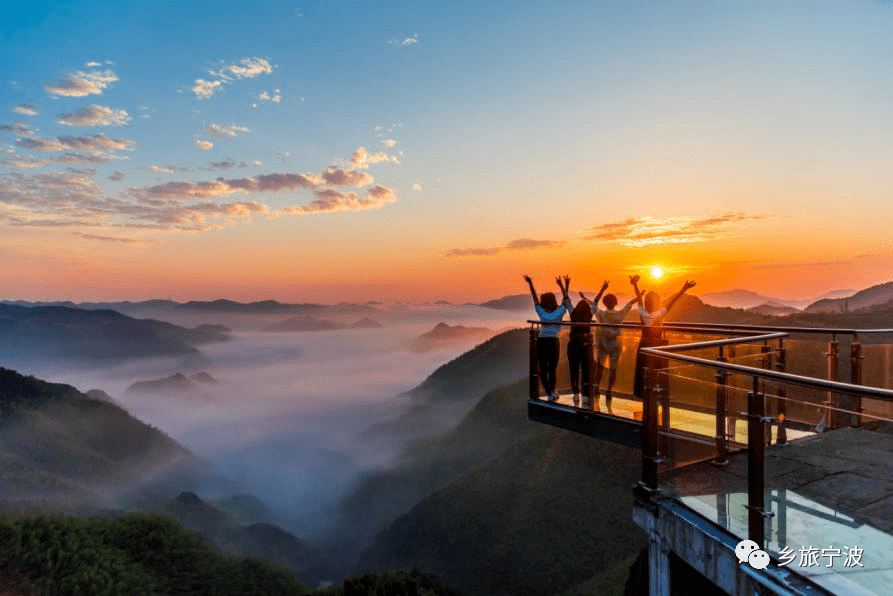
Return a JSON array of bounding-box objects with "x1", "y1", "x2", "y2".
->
[
  {"x1": 572, "y1": 393, "x2": 580, "y2": 406},
  {"x1": 548, "y1": 393, "x2": 559, "y2": 402}
]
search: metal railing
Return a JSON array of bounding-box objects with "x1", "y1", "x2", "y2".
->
[{"x1": 526, "y1": 318, "x2": 893, "y2": 548}]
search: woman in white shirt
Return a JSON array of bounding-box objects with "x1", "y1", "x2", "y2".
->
[
  {"x1": 630, "y1": 277, "x2": 696, "y2": 398},
  {"x1": 524, "y1": 274, "x2": 573, "y2": 402}
]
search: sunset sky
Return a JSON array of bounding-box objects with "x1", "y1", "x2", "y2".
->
[{"x1": 2, "y1": 0, "x2": 892, "y2": 302}]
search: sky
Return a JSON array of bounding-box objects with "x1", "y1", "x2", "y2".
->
[{"x1": 2, "y1": 0, "x2": 892, "y2": 303}]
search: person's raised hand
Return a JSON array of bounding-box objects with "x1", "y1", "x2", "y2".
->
[
  {"x1": 601, "y1": 280, "x2": 610, "y2": 291},
  {"x1": 684, "y1": 280, "x2": 697, "y2": 291},
  {"x1": 629, "y1": 274, "x2": 641, "y2": 284},
  {"x1": 563, "y1": 275, "x2": 571, "y2": 290},
  {"x1": 523, "y1": 274, "x2": 532, "y2": 284}
]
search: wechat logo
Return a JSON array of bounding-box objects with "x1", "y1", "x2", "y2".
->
[{"x1": 736, "y1": 539, "x2": 770, "y2": 570}]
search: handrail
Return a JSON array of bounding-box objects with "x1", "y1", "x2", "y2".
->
[
  {"x1": 526, "y1": 319, "x2": 893, "y2": 336},
  {"x1": 642, "y1": 339, "x2": 893, "y2": 401},
  {"x1": 526, "y1": 320, "x2": 767, "y2": 336},
  {"x1": 664, "y1": 321, "x2": 893, "y2": 336}
]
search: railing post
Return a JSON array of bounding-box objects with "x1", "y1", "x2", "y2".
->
[
  {"x1": 529, "y1": 328, "x2": 539, "y2": 400},
  {"x1": 776, "y1": 338, "x2": 787, "y2": 445},
  {"x1": 714, "y1": 346, "x2": 729, "y2": 464},
  {"x1": 761, "y1": 342, "x2": 773, "y2": 445},
  {"x1": 827, "y1": 336, "x2": 839, "y2": 429},
  {"x1": 850, "y1": 338, "x2": 863, "y2": 427},
  {"x1": 657, "y1": 367, "x2": 670, "y2": 459},
  {"x1": 747, "y1": 375, "x2": 766, "y2": 548},
  {"x1": 642, "y1": 366, "x2": 659, "y2": 492}
]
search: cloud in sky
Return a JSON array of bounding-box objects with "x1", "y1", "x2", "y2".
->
[
  {"x1": 583, "y1": 212, "x2": 770, "y2": 247},
  {"x1": 411, "y1": 182, "x2": 422, "y2": 191},
  {"x1": 1, "y1": 156, "x2": 51, "y2": 169},
  {"x1": 194, "y1": 139, "x2": 214, "y2": 150},
  {"x1": 348, "y1": 147, "x2": 399, "y2": 169},
  {"x1": 109, "y1": 170, "x2": 124, "y2": 181},
  {"x1": 447, "y1": 238, "x2": 564, "y2": 257},
  {"x1": 207, "y1": 123, "x2": 250, "y2": 138},
  {"x1": 150, "y1": 165, "x2": 191, "y2": 174},
  {"x1": 57, "y1": 104, "x2": 132, "y2": 127},
  {"x1": 389, "y1": 34, "x2": 419, "y2": 46},
  {"x1": 254, "y1": 89, "x2": 282, "y2": 107},
  {"x1": 16, "y1": 132, "x2": 136, "y2": 154},
  {"x1": 192, "y1": 79, "x2": 223, "y2": 99},
  {"x1": 277, "y1": 185, "x2": 396, "y2": 216},
  {"x1": 1, "y1": 145, "x2": 399, "y2": 235},
  {"x1": 44, "y1": 69, "x2": 118, "y2": 97},
  {"x1": 73, "y1": 232, "x2": 158, "y2": 244},
  {"x1": 192, "y1": 57, "x2": 273, "y2": 99},
  {"x1": 0, "y1": 120, "x2": 36, "y2": 137},
  {"x1": 13, "y1": 104, "x2": 39, "y2": 116}
]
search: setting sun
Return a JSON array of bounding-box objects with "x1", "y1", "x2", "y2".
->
[{"x1": 650, "y1": 266, "x2": 665, "y2": 279}]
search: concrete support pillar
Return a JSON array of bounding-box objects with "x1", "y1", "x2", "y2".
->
[{"x1": 649, "y1": 532, "x2": 671, "y2": 596}]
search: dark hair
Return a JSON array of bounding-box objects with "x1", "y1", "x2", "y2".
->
[
  {"x1": 644, "y1": 291, "x2": 661, "y2": 313},
  {"x1": 602, "y1": 293, "x2": 618, "y2": 309},
  {"x1": 540, "y1": 292, "x2": 558, "y2": 312},
  {"x1": 571, "y1": 299, "x2": 592, "y2": 322}
]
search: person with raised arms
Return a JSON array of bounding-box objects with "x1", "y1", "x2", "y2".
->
[{"x1": 524, "y1": 274, "x2": 573, "y2": 402}]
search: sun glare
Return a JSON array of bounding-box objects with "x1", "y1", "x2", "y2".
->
[{"x1": 650, "y1": 266, "x2": 665, "y2": 279}]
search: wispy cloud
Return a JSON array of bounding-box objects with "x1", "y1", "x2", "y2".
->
[
  {"x1": 1, "y1": 155, "x2": 51, "y2": 169},
  {"x1": 57, "y1": 104, "x2": 131, "y2": 127},
  {"x1": 348, "y1": 147, "x2": 399, "y2": 169},
  {"x1": 1, "y1": 145, "x2": 400, "y2": 234},
  {"x1": 73, "y1": 232, "x2": 159, "y2": 244},
  {"x1": 411, "y1": 182, "x2": 422, "y2": 192},
  {"x1": 192, "y1": 79, "x2": 223, "y2": 99},
  {"x1": 276, "y1": 185, "x2": 397, "y2": 216},
  {"x1": 389, "y1": 34, "x2": 419, "y2": 46},
  {"x1": 207, "y1": 160, "x2": 245, "y2": 170},
  {"x1": 194, "y1": 139, "x2": 214, "y2": 151},
  {"x1": 582, "y1": 212, "x2": 770, "y2": 247},
  {"x1": 17, "y1": 132, "x2": 136, "y2": 154},
  {"x1": 109, "y1": 170, "x2": 124, "y2": 181},
  {"x1": 44, "y1": 68, "x2": 118, "y2": 97},
  {"x1": 253, "y1": 89, "x2": 282, "y2": 107},
  {"x1": 13, "y1": 104, "x2": 39, "y2": 116},
  {"x1": 447, "y1": 238, "x2": 564, "y2": 257},
  {"x1": 207, "y1": 123, "x2": 250, "y2": 138},
  {"x1": 0, "y1": 121, "x2": 36, "y2": 137},
  {"x1": 192, "y1": 57, "x2": 273, "y2": 99},
  {"x1": 150, "y1": 165, "x2": 191, "y2": 174}
]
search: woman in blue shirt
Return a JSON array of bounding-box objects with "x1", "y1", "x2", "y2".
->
[{"x1": 523, "y1": 274, "x2": 572, "y2": 402}]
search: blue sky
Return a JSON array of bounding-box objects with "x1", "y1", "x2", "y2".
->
[{"x1": 1, "y1": 1, "x2": 892, "y2": 301}]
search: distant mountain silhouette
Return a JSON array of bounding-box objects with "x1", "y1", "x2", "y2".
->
[
  {"x1": 478, "y1": 294, "x2": 530, "y2": 310},
  {"x1": 348, "y1": 318, "x2": 383, "y2": 328},
  {"x1": 263, "y1": 316, "x2": 383, "y2": 332},
  {"x1": 746, "y1": 302, "x2": 800, "y2": 317},
  {"x1": 263, "y1": 316, "x2": 345, "y2": 332},
  {"x1": 410, "y1": 322, "x2": 492, "y2": 353},
  {"x1": 0, "y1": 304, "x2": 229, "y2": 366},
  {"x1": 804, "y1": 280, "x2": 893, "y2": 313},
  {"x1": 126, "y1": 373, "x2": 207, "y2": 398},
  {"x1": 699, "y1": 289, "x2": 792, "y2": 309},
  {"x1": 191, "y1": 371, "x2": 218, "y2": 384}
]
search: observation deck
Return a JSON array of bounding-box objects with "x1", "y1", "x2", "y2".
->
[{"x1": 525, "y1": 319, "x2": 893, "y2": 596}]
